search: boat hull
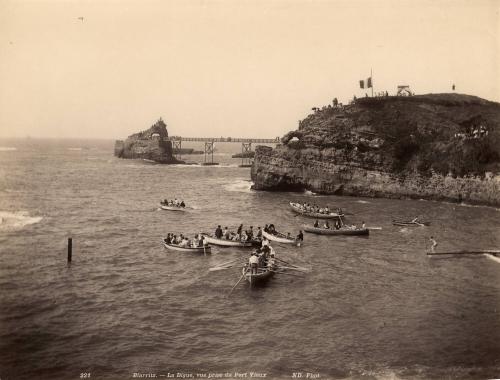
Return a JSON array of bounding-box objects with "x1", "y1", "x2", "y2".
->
[
  {"x1": 303, "y1": 226, "x2": 369, "y2": 236},
  {"x1": 202, "y1": 235, "x2": 254, "y2": 247},
  {"x1": 242, "y1": 266, "x2": 275, "y2": 286},
  {"x1": 163, "y1": 240, "x2": 211, "y2": 253},
  {"x1": 392, "y1": 220, "x2": 430, "y2": 226},
  {"x1": 161, "y1": 205, "x2": 186, "y2": 211},
  {"x1": 289, "y1": 202, "x2": 343, "y2": 219},
  {"x1": 262, "y1": 230, "x2": 297, "y2": 244}
]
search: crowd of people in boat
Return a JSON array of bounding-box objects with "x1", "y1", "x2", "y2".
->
[
  {"x1": 313, "y1": 219, "x2": 365, "y2": 230},
  {"x1": 165, "y1": 233, "x2": 207, "y2": 248},
  {"x1": 214, "y1": 224, "x2": 261, "y2": 241},
  {"x1": 246, "y1": 245, "x2": 276, "y2": 274},
  {"x1": 264, "y1": 224, "x2": 303, "y2": 241},
  {"x1": 292, "y1": 202, "x2": 343, "y2": 215},
  {"x1": 161, "y1": 198, "x2": 186, "y2": 207}
]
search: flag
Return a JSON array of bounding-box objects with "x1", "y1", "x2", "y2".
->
[
  {"x1": 367, "y1": 77, "x2": 373, "y2": 88},
  {"x1": 359, "y1": 80, "x2": 365, "y2": 89}
]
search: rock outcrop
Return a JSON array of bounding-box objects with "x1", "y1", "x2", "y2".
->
[
  {"x1": 251, "y1": 94, "x2": 500, "y2": 206},
  {"x1": 114, "y1": 118, "x2": 182, "y2": 164}
]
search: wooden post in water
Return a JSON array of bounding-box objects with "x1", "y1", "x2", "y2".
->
[{"x1": 67, "y1": 237, "x2": 72, "y2": 262}]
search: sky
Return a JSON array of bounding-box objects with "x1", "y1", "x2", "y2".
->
[{"x1": 0, "y1": 0, "x2": 498, "y2": 139}]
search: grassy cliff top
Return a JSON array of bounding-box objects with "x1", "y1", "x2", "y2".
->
[{"x1": 282, "y1": 93, "x2": 500, "y2": 177}]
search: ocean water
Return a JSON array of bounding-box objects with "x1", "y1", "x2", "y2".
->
[{"x1": 0, "y1": 138, "x2": 499, "y2": 380}]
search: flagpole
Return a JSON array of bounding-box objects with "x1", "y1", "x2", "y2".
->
[{"x1": 371, "y1": 68, "x2": 373, "y2": 97}]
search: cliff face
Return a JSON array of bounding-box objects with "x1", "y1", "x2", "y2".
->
[
  {"x1": 251, "y1": 94, "x2": 500, "y2": 206},
  {"x1": 114, "y1": 119, "x2": 182, "y2": 164}
]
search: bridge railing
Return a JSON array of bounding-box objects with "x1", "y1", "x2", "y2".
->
[{"x1": 167, "y1": 136, "x2": 280, "y2": 143}]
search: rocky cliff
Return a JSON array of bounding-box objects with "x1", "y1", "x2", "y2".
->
[
  {"x1": 114, "y1": 118, "x2": 182, "y2": 164},
  {"x1": 251, "y1": 94, "x2": 500, "y2": 206}
]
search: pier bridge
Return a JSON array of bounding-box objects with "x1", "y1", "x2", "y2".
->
[{"x1": 167, "y1": 136, "x2": 281, "y2": 166}]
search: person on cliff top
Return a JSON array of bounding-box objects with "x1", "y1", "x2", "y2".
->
[{"x1": 429, "y1": 236, "x2": 438, "y2": 253}]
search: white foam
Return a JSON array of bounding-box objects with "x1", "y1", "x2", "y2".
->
[
  {"x1": 0, "y1": 211, "x2": 43, "y2": 230},
  {"x1": 0, "y1": 147, "x2": 17, "y2": 151},
  {"x1": 304, "y1": 190, "x2": 317, "y2": 196},
  {"x1": 224, "y1": 179, "x2": 253, "y2": 193},
  {"x1": 67, "y1": 147, "x2": 83, "y2": 151},
  {"x1": 356, "y1": 200, "x2": 370, "y2": 204}
]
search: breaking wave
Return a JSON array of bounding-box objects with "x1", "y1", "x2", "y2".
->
[
  {"x1": 224, "y1": 179, "x2": 253, "y2": 193},
  {"x1": 0, "y1": 147, "x2": 17, "y2": 151},
  {"x1": 0, "y1": 211, "x2": 43, "y2": 230}
]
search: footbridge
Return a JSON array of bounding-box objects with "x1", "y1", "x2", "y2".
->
[{"x1": 167, "y1": 136, "x2": 281, "y2": 166}]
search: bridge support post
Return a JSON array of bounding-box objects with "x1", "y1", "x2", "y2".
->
[
  {"x1": 240, "y1": 142, "x2": 252, "y2": 167},
  {"x1": 203, "y1": 141, "x2": 218, "y2": 165},
  {"x1": 172, "y1": 138, "x2": 182, "y2": 160}
]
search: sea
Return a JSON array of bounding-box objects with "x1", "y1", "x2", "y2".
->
[{"x1": 0, "y1": 138, "x2": 499, "y2": 380}]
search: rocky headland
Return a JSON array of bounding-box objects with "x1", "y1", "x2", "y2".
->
[
  {"x1": 251, "y1": 94, "x2": 500, "y2": 206},
  {"x1": 114, "y1": 118, "x2": 182, "y2": 164}
]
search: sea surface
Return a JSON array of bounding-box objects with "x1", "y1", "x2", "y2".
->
[{"x1": 1, "y1": 138, "x2": 500, "y2": 380}]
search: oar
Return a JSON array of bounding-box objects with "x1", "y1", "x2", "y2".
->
[
  {"x1": 277, "y1": 265, "x2": 311, "y2": 272},
  {"x1": 427, "y1": 250, "x2": 500, "y2": 256},
  {"x1": 228, "y1": 268, "x2": 248, "y2": 296}
]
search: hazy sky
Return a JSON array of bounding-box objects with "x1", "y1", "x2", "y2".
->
[{"x1": 0, "y1": 0, "x2": 498, "y2": 139}]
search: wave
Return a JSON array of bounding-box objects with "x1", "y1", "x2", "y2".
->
[
  {"x1": 304, "y1": 190, "x2": 317, "y2": 196},
  {"x1": 224, "y1": 179, "x2": 253, "y2": 193},
  {"x1": 356, "y1": 200, "x2": 370, "y2": 204},
  {"x1": 0, "y1": 211, "x2": 43, "y2": 230},
  {"x1": 0, "y1": 147, "x2": 17, "y2": 151},
  {"x1": 67, "y1": 148, "x2": 83, "y2": 151}
]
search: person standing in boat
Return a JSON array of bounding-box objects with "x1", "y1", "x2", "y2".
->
[
  {"x1": 237, "y1": 224, "x2": 243, "y2": 235},
  {"x1": 296, "y1": 230, "x2": 304, "y2": 241},
  {"x1": 249, "y1": 252, "x2": 259, "y2": 274},
  {"x1": 262, "y1": 236, "x2": 269, "y2": 248},
  {"x1": 429, "y1": 236, "x2": 438, "y2": 253},
  {"x1": 180, "y1": 201, "x2": 185, "y2": 208},
  {"x1": 215, "y1": 225, "x2": 223, "y2": 239},
  {"x1": 323, "y1": 221, "x2": 330, "y2": 229},
  {"x1": 223, "y1": 226, "x2": 230, "y2": 239},
  {"x1": 314, "y1": 219, "x2": 319, "y2": 228},
  {"x1": 256, "y1": 226, "x2": 262, "y2": 239}
]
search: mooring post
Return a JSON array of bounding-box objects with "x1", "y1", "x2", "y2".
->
[{"x1": 67, "y1": 237, "x2": 72, "y2": 262}]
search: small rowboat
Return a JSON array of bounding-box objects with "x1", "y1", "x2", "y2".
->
[
  {"x1": 160, "y1": 205, "x2": 186, "y2": 211},
  {"x1": 163, "y1": 239, "x2": 211, "y2": 253},
  {"x1": 202, "y1": 234, "x2": 254, "y2": 247},
  {"x1": 262, "y1": 230, "x2": 297, "y2": 245},
  {"x1": 242, "y1": 263, "x2": 277, "y2": 286},
  {"x1": 303, "y1": 225, "x2": 369, "y2": 236},
  {"x1": 289, "y1": 202, "x2": 344, "y2": 219},
  {"x1": 392, "y1": 219, "x2": 430, "y2": 226}
]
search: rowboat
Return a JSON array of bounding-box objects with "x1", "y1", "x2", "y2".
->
[
  {"x1": 289, "y1": 202, "x2": 344, "y2": 219},
  {"x1": 303, "y1": 225, "x2": 369, "y2": 236},
  {"x1": 201, "y1": 234, "x2": 255, "y2": 247},
  {"x1": 160, "y1": 205, "x2": 186, "y2": 211},
  {"x1": 163, "y1": 239, "x2": 211, "y2": 253},
  {"x1": 262, "y1": 230, "x2": 297, "y2": 244},
  {"x1": 242, "y1": 263, "x2": 277, "y2": 286},
  {"x1": 392, "y1": 219, "x2": 430, "y2": 226}
]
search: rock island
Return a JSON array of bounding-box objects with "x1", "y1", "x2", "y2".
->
[{"x1": 114, "y1": 118, "x2": 183, "y2": 164}]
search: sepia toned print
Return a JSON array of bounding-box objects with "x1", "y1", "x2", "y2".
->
[{"x1": 0, "y1": 1, "x2": 499, "y2": 379}]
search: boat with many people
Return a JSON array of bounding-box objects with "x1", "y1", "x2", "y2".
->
[
  {"x1": 262, "y1": 229, "x2": 301, "y2": 245},
  {"x1": 163, "y1": 239, "x2": 211, "y2": 253},
  {"x1": 202, "y1": 234, "x2": 255, "y2": 247},
  {"x1": 303, "y1": 225, "x2": 369, "y2": 236},
  {"x1": 289, "y1": 202, "x2": 344, "y2": 219},
  {"x1": 160, "y1": 198, "x2": 186, "y2": 211}
]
